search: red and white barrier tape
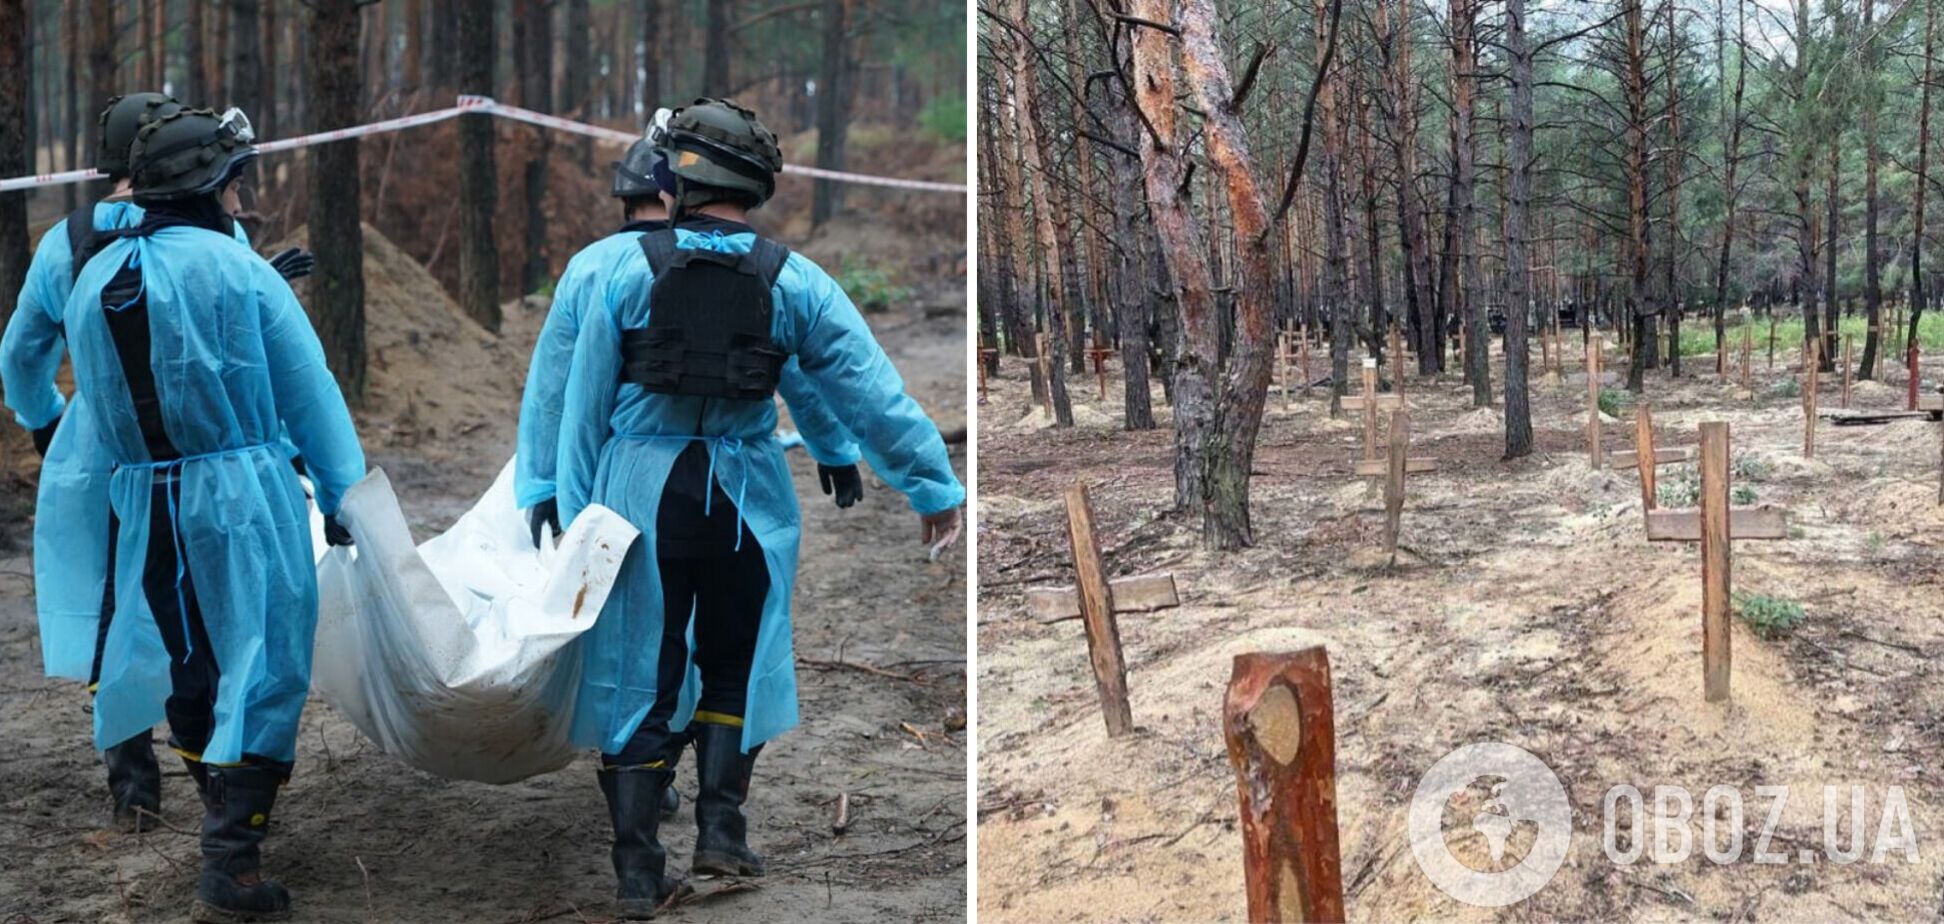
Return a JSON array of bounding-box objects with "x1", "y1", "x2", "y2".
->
[{"x1": 0, "y1": 95, "x2": 966, "y2": 195}]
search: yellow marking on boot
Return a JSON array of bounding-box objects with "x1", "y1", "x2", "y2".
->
[
  {"x1": 693, "y1": 711, "x2": 744, "y2": 728},
  {"x1": 250, "y1": 813, "x2": 267, "y2": 827},
  {"x1": 601, "y1": 759, "x2": 669, "y2": 771},
  {"x1": 86, "y1": 682, "x2": 100, "y2": 693},
  {"x1": 170, "y1": 746, "x2": 204, "y2": 762}
]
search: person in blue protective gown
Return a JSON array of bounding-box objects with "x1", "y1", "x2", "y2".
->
[
  {"x1": 516, "y1": 127, "x2": 868, "y2": 828},
  {"x1": 1, "y1": 92, "x2": 312, "y2": 835},
  {"x1": 553, "y1": 98, "x2": 962, "y2": 919},
  {"x1": 60, "y1": 107, "x2": 363, "y2": 923}
]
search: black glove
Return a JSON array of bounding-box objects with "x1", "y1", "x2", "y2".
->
[
  {"x1": 289, "y1": 454, "x2": 309, "y2": 479},
  {"x1": 30, "y1": 414, "x2": 61, "y2": 458},
  {"x1": 528, "y1": 497, "x2": 561, "y2": 548},
  {"x1": 266, "y1": 247, "x2": 316, "y2": 282},
  {"x1": 323, "y1": 514, "x2": 354, "y2": 548},
  {"x1": 818, "y1": 464, "x2": 864, "y2": 509}
]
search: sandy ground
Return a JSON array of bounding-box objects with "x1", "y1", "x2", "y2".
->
[
  {"x1": 977, "y1": 339, "x2": 1944, "y2": 922},
  {"x1": 0, "y1": 223, "x2": 967, "y2": 922}
]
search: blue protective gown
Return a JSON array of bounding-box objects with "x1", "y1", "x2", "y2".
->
[
  {"x1": 0, "y1": 202, "x2": 250, "y2": 682},
  {"x1": 556, "y1": 227, "x2": 963, "y2": 754},
  {"x1": 516, "y1": 227, "x2": 862, "y2": 509},
  {"x1": 61, "y1": 226, "x2": 364, "y2": 762}
]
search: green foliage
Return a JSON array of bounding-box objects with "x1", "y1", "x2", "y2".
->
[
  {"x1": 1657, "y1": 473, "x2": 1700, "y2": 508},
  {"x1": 1732, "y1": 455, "x2": 1771, "y2": 483},
  {"x1": 920, "y1": 95, "x2": 968, "y2": 143},
  {"x1": 832, "y1": 258, "x2": 914, "y2": 314},
  {"x1": 1732, "y1": 484, "x2": 1758, "y2": 505},
  {"x1": 1597, "y1": 388, "x2": 1631, "y2": 418},
  {"x1": 1734, "y1": 593, "x2": 1806, "y2": 639},
  {"x1": 1677, "y1": 314, "x2": 1944, "y2": 362},
  {"x1": 1866, "y1": 531, "x2": 1886, "y2": 555},
  {"x1": 1769, "y1": 377, "x2": 1801, "y2": 398}
]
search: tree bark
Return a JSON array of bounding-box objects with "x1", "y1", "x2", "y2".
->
[
  {"x1": 812, "y1": 0, "x2": 853, "y2": 226},
  {"x1": 1503, "y1": 0, "x2": 1534, "y2": 457},
  {"x1": 515, "y1": 0, "x2": 553, "y2": 297},
  {"x1": 306, "y1": 0, "x2": 368, "y2": 399},
  {"x1": 1452, "y1": 0, "x2": 1489, "y2": 405},
  {"x1": 704, "y1": 0, "x2": 732, "y2": 93},
  {"x1": 457, "y1": 0, "x2": 501, "y2": 331},
  {"x1": 87, "y1": 0, "x2": 115, "y2": 200},
  {"x1": 1912, "y1": 0, "x2": 1934, "y2": 351},
  {"x1": 1861, "y1": 0, "x2": 1881, "y2": 379},
  {"x1": 1009, "y1": 0, "x2": 1073, "y2": 427},
  {"x1": 640, "y1": 0, "x2": 662, "y2": 110},
  {"x1": 1711, "y1": 0, "x2": 1747, "y2": 373},
  {"x1": 0, "y1": 0, "x2": 28, "y2": 333}
]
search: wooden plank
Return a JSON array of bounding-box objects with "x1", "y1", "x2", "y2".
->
[
  {"x1": 1224, "y1": 648, "x2": 1346, "y2": 924},
  {"x1": 1842, "y1": 335, "x2": 1853, "y2": 409},
  {"x1": 1700, "y1": 422, "x2": 1731, "y2": 703},
  {"x1": 1064, "y1": 484, "x2": 1132, "y2": 737},
  {"x1": 1300, "y1": 324, "x2": 1312, "y2": 397},
  {"x1": 1353, "y1": 458, "x2": 1436, "y2": 476},
  {"x1": 1026, "y1": 572, "x2": 1181, "y2": 623},
  {"x1": 1389, "y1": 324, "x2": 1406, "y2": 400},
  {"x1": 1740, "y1": 323, "x2": 1753, "y2": 390},
  {"x1": 1804, "y1": 338, "x2": 1819, "y2": 458},
  {"x1": 1383, "y1": 409, "x2": 1408, "y2": 564},
  {"x1": 1608, "y1": 447, "x2": 1695, "y2": 469},
  {"x1": 1340, "y1": 394, "x2": 1403, "y2": 412},
  {"x1": 1918, "y1": 394, "x2": 1943, "y2": 412},
  {"x1": 1644, "y1": 506, "x2": 1790, "y2": 542},
  {"x1": 1035, "y1": 332, "x2": 1054, "y2": 419}
]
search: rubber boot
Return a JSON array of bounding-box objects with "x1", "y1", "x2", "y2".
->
[
  {"x1": 598, "y1": 767, "x2": 692, "y2": 919},
  {"x1": 192, "y1": 765, "x2": 292, "y2": 923},
  {"x1": 691, "y1": 722, "x2": 764, "y2": 877},
  {"x1": 102, "y1": 732, "x2": 161, "y2": 832},
  {"x1": 661, "y1": 782, "x2": 680, "y2": 820}
]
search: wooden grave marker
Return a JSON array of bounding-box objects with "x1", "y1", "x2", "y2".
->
[
  {"x1": 1301, "y1": 324, "x2": 1314, "y2": 397},
  {"x1": 1224, "y1": 648, "x2": 1346, "y2": 924},
  {"x1": 1643, "y1": 421, "x2": 1791, "y2": 702},
  {"x1": 1388, "y1": 324, "x2": 1407, "y2": 400},
  {"x1": 1841, "y1": 334, "x2": 1854, "y2": 409},
  {"x1": 1611, "y1": 404, "x2": 1694, "y2": 514},
  {"x1": 1345, "y1": 359, "x2": 1402, "y2": 462},
  {"x1": 1087, "y1": 345, "x2": 1114, "y2": 401},
  {"x1": 976, "y1": 348, "x2": 998, "y2": 404},
  {"x1": 1803, "y1": 337, "x2": 1820, "y2": 457},
  {"x1": 1062, "y1": 484, "x2": 1132, "y2": 735},
  {"x1": 1034, "y1": 332, "x2": 1054, "y2": 419},
  {"x1": 1740, "y1": 321, "x2": 1754, "y2": 390},
  {"x1": 1767, "y1": 315, "x2": 1777, "y2": 370},
  {"x1": 1372, "y1": 409, "x2": 1436, "y2": 565}
]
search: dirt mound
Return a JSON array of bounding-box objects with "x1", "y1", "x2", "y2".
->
[{"x1": 277, "y1": 223, "x2": 523, "y2": 462}]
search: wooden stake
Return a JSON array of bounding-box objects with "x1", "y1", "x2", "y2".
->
[
  {"x1": 1035, "y1": 332, "x2": 1054, "y2": 419},
  {"x1": 1699, "y1": 422, "x2": 1731, "y2": 703},
  {"x1": 1224, "y1": 648, "x2": 1346, "y2": 924},
  {"x1": 1634, "y1": 405, "x2": 1658, "y2": 512},
  {"x1": 1384, "y1": 409, "x2": 1409, "y2": 565},
  {"x1": 1064, "y1": 484, "x2": 1132, "y2": 737},
  {"x1": 1767, "y1": 315, "x2": 1776, "y2": 370},
  {"x1": 1804, "y1": 338, "x2": 1819, "y2": 458},
  {"x1": 1740, "y1": 323, "x2": 1753, "y2": 390},
  {"x1": 1360, "y1": 359, "x2": 1380, "y2": 462},
  {"x1": 1089, "y1": 346, "x2": 1111, "y2": 401},
  {"x1": 1587, "y1": 337, "x2": 1603, "y2": 468},
  {"x1": 1281, "y1": 330, "x2": 1295, "y2": 409}
]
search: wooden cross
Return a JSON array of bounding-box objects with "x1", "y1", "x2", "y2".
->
[
  {"x1": 1586, "y1": 336, "x2": 1604, "y2": 468},
  {"x1": 1909, "y1": 343, "x2": 1925, "y2": 412},
  {"x1": 1087, "y1": 346, "x2": 1114, "y2": 401},
  {"x1": 1369, "y1": 409, "x2": 1435, "y2": 566},
  {"x1": 1224, "y1": 647, "x2": 1345, "y2": 924},
  {"x1": 1279, "y1": 328, "x2": 1296, "y2": 409},
  {"x1": 1644, "y1": 421, "x2": 1791, "y2": 702},
  {"x1": 1026, "y1": 483, "x2": 1175, "y2": 737},
  {"x1": 1611, "y1": 404, "x2": 1694, "y2": 515},
  {"x1": 1740, "y1": 320, "x2": 1754, "y2": 390},
  {"x1": 1767, "y1": 315, "x2": 1777, "y2": 370},
  {"x1": 1344, "y1": 359, "x2": 1401, "y2": 462},
  {"x1": 1803, "y1": 337, "x2": 1821, "y2": 458},
  {"x1": 1034, "y1": 332, "x2": 1054, "y2": 419}
]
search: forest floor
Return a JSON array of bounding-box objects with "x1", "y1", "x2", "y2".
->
[
  {"x1": 977, "y1": 339, "x2": 1944, "y2": 922},
  {"x1": 0, "y1": 211, "x2": 968, "y2": 922}
]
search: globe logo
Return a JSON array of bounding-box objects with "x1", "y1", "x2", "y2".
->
[{"x1": 1408, "y1": 742, "x2": 1572, "y2": 907}]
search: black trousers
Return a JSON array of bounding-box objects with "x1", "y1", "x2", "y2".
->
[{"x1": 604, "y1": 445, "x2": 769, "y2": 768}]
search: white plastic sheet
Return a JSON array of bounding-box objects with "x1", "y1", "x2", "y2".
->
[{"x1": 311, "y1": 461, "x2": 638, "y2": 784}]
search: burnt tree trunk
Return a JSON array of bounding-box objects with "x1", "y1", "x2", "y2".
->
[
  {"x1": 457, "y1": 0, "x2": 501, "y2": 331},
  {"x1": 306, "y1": 0, "x2": 368, "y2": 399}
]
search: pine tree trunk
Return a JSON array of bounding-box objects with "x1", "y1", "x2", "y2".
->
[
  {"x1": 704, "y1": 0, "x2": 732, "y2": 93},
  {"x1": 305, "y1": 0, "x2": 368, "y2": 399},
  {"x1": 1861, "y1": 0, "x2": 1881, "y2": 378},
  {"x1": 1009, "y1": 0, "x2": 1073, "y2": 427},
  {"x1": 812, "y1": 0, "x2": 852, "y2": 226},
  {"x1": 516, "y1": 0, "x2": 553, "y2": 297},
  {"x1": 640, "y1": 0, "x2": 662, "y2": 109},
  {"x1": 1503, "y1": 0, "x2": 1534, "y2": 457},
  {"x1": 0, "y1": 0, "x2": 27, "y2": 333},
  {"x1": 457, "y1": 0, "x2": 501, "y2": 331},
  {"x1": 87, "y1": 0, "x2": 115, "y2": 200}
]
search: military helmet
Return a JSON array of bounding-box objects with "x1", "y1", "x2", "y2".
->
[
  {"x1": 128, "y1": 107, "x2": 259, "y2": 204},
  {"x1": 612, "y1": 137, "x2": 665, "y2": 199},
  {"x1": 654, "y1": 98, "x2": 783, "y2": 206},
  {"x1": 96, "y1": 93, "x2": 181, "y2": 179}
]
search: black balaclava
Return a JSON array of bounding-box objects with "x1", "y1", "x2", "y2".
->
[{"x1": 142, "y1": 192, "x2": 235, "y2": 238}]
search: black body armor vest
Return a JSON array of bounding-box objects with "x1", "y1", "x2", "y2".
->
[{"x1": 620, "y1": 229, "x2": 791, "y2": 401}]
